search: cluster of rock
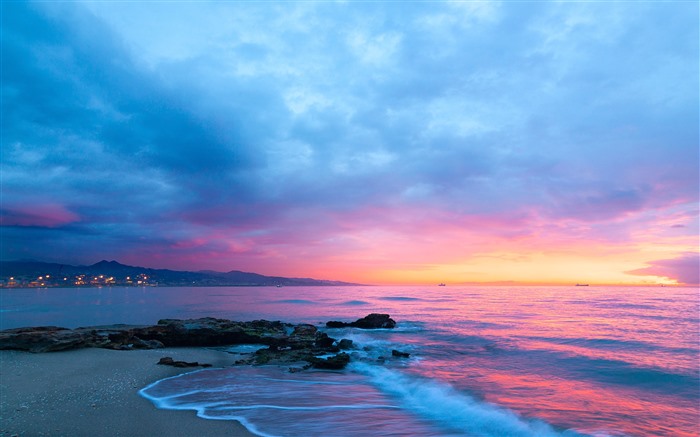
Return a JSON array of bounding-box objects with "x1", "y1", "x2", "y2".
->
[
  {"x1": 0, "y1": 318, "x2": 288, "y2": 353},
  {"x1": 0, "y1": 313, "x2": 402, "y2": 371}
]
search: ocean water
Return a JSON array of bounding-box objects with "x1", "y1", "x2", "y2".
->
[{"x1": 1, "y1": 285, "x2": 698, "y2": 436}]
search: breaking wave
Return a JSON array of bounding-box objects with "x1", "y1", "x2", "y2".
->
[{"x1": 140, "y1": 363, "x2": 586, "y2": 437}]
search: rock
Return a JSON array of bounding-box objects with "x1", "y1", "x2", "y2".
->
[
  {"x1": 252, "y1": 347, "x2": 314, "y2": 366},
  {"x1": 338, "y1": 339, "x2": 354, "y2": 350},
  {"x1": 133, "y1": 337, "x2": 164, "y2": 349},
  {"x1": 325, "y1": 321, "x2": 347, "y2": 328},
  {"x1": 0, "y1": 316, "x2": 396, "y2": 377},
  {"x1": 142, "y1": 318, "x2": 288, "y2": 347},
  {"x1": 286, "y1": 324, "x2": 318, "y2": 350},
  {"x1": 391, "y1": 349, "x2": 410, "y2": 358},
  {"x1": 0, "y1": 318, "x2": 289, "y2": 352},
  {"x1": 157, "y1": 356, "x2": 212, "y2": 368},
  {"x1": 248, "y1": 326, "x2": 341, "y2": 368},
  {"x1": 314, "y1": 332, "x2": 336, "y2": 349},
  {"x1": 0, "y1": 326, "x2": 87, "y2": 352},
  {"x1": 309, "y1": 353, "x2": 351, "y2": 370},
  {"x1": 352, "y1": 314, "x2": 396, "y2": 329},
  {"x1": 326, "y1": 313, "x2": 396, "y2": 329},
  {"x1": 291, "y1": 324, "x2": 317, "y2": 337}
]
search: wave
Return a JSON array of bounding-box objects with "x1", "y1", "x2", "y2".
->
[
  {"x1": 377, "y1": 296, "x2": 424, "y2": 301},
  {"x1": 341, "y1": 300, "x2": 370, "y2": 306},
  {"x1": 140, "y1": 366, "x2": 442, "y2": 436},
  {"x1": 482, "y1": 343, "x2": 700, "y2": 399},
  {"x1": 220, "y1": 344, "x2": 268, "y2": 354},
  {"x1": 351, "y1": 363, "x2": 587, "y2": 437},
  {"x1": 269, "y1": 299, "x2": 318, "y2": 305},
  {"x1": 140, "y1": 362, "x2": 587, "y2": 437},
  {"x1": 521, "y1": 335, "x2": 698, "y2": 356},
  {"x1": 562, "y1": 356, "x2": 700, "y2": 397}
]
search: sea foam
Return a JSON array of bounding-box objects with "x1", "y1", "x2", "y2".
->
[
  {"x1": 140, "y1": 363, "x2": 586, "y2": 437},
  {"x1": 351, "y1": 362, "x2": 585, "y2": 437}
]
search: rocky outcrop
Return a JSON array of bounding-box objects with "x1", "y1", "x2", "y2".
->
[
  {"x1": 0, "y1": 326, "x2": 88, "y2": 353},
  {"x1": 136, "y1": 318, "x2": 289, "y2": 347},
  {"x1": 326, "y1": 313, "x2": 396, "y2": 329},
  {"x1": 0, "y1": 318, "x2": 289, "y2": 353},
  {"x1": 0, "y1": 314, "x2": 398, "y2": 371},
  {"x1": 239, "y1": 323, "x2": 349, "y2": 369}
]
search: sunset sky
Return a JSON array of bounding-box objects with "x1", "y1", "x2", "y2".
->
[{"x1": 2, "y1": 1, "x2": 698, "y2": 285}]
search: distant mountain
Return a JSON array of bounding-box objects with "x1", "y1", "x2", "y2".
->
[{"x1": 0, "y1": 260, "x2": 361, "y2": 287}]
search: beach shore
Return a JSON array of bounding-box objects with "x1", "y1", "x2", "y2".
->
[{"x1": 0, "y1": 347, "x2": 256, "y2": 436}]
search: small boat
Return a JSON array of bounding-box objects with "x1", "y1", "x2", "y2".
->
[
  {"x1": 438, "y1": 283, "x2": 446, "y2": 286},
  {"x1": 576, "y1": 284, "x2": 589, "y2": 286}
]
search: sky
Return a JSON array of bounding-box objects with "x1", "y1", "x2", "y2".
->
[{"x1": 1, "y1": 1, "x2": 698, "y2": 285}]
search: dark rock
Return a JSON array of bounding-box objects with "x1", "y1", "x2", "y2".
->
[
  {"x1": 0, "y1": 326, "x2": 87, "y2": 352},
  {"x1": 314, "y1": 332, "x2": 336, "y2": 349},
  {"x1": 286, "y1": 324, "x2": 318, "y2": 350},
  {"x1": 309, "y1": 353, "x2": 351, "y2": 370},
  {"x1": 325, "y1": 321, "x2": 347, "y2": 328},
  {"x1": 252, "y1": 347, "x2": 315, "y2": 366},
  {"x1": 337, "y1": 339, "x2": 354, "y2": 350},
  {"x1": 351, "y1": 314, "x2": 396, "y2": 329},
  {"x1": 157, "y1": 356, "x2": 211, "y2": 368},
  {"x1": 326, "y1": 313, "x2": 396, "y2": 329},
  {"x1": 0, "y1": 316, "x2": 383, "y2": 375},
  {"x1": 291, "y1": 324, "x2": 317, "y2": 337},
  {"x1": 391, "y1": 349, "x2": 410, "y2": 358},
  {"x1": 142, "y1": 318, "x2": 287, "y2": 347},
  {"x1": 0, "y1": 318, "x2": 288, "y2": 352},
  {"x1": 239, "y1": 324, "x2": 343, "y2": 368}
]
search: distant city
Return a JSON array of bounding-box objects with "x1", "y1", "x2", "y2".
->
[
  {"x1": 0, "y1": 260, "x2": 359, "y2": 288},
  {"x1": 3, "y1": 272, "x2": 154, "y2": 288}
]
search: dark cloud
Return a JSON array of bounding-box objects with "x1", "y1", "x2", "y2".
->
[{"x1": 3, "y1": 1, "x2": 251, "y2": 180}]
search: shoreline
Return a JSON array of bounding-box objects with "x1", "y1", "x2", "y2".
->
[{"x1": 0, "y1": 347, "x2": 257, "y2": 436}]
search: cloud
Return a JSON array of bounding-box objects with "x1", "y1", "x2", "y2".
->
[
  {"x1": 1, "y1": 1, "x2": 697, "y2": 282},
  {"x1": 0, "y1": 204, "x2": 80, "y2": 228},
  {"x1": 627, "y1": 253, "x2": 700, "y2": 285}
]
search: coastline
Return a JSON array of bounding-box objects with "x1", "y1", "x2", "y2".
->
[{"x1": 0, "y1": 347, "x2": 257, "y2": 437}]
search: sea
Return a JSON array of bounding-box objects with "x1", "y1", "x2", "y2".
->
[{"x1": 1, "y1": 285, "x2": 698, "y2": 437}]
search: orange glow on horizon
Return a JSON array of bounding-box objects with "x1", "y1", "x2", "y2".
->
[{"x1": 119, "y1": 203, "x2": 698, "y2": 287}]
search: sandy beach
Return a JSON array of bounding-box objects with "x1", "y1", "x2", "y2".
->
[{"x1": 0, "y1": 347, "x2": 257, "y2": 436}]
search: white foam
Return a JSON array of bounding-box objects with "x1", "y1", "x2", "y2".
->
[
  {"x1": 221, "y1": 344, "x2": 267, "y2": 353},
  {"x1": 140, "y1": 366, "x2": 445, "y2": 436},
  {"x1": 139, "y1": 363, "x2": 587, "y2": 437}
]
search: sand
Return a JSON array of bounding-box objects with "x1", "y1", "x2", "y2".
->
[{"x1": 0, "y1": 347, "x2": 257, "y2": 436}]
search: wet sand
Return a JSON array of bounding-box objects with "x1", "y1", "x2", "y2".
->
[{"x1": 0, "y1": 347, "x2": 257, "y2": 436}]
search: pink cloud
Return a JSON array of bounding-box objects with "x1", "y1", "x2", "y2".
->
[
  {"x1": 0, "y1": 204, "x2": 80, "y2": 228},
  {"x1": 627, "y1": 253, "x2": 700, "y2": 285}
]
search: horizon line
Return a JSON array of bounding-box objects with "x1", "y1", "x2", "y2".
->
[{"x1": 1, "y1": 259, "x2": 695, "y2": 287}]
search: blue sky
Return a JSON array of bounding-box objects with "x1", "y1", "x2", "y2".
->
[{"x1": 2, "y1": 1, "x2": 698, "y2": 284}]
